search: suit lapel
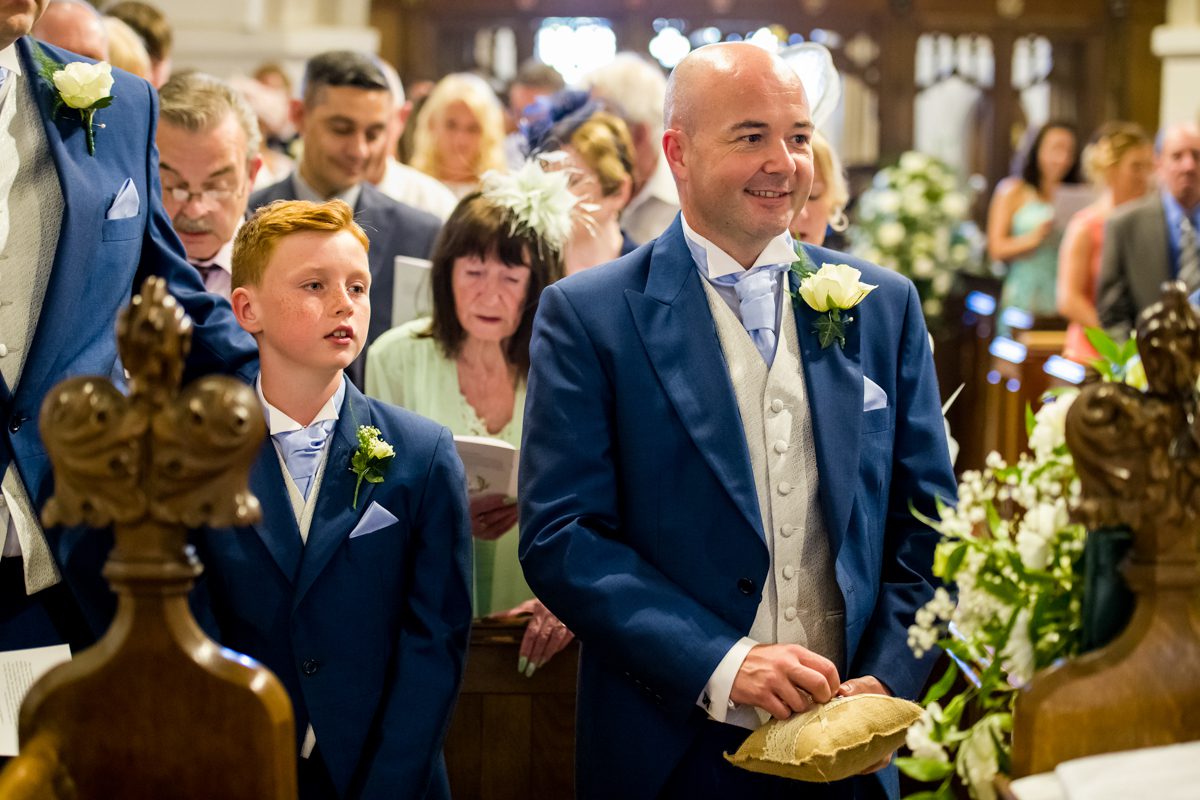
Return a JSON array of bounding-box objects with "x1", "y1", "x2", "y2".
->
[
  {"x1": 249, "y1": 444, "x2": 303, "y2": 583},
  {"x1": 14, "y1": 38, "x2": 112, "y2": 405},
  {"x1": 625, "y1": 221, "x2": 764, "y2": 541},
  {"x1": 1143, "y1": 199, "x2": 1172, "y2": 300},
  {"x1": 292, "y1": 383, "x2": 377, "y2": 607},
  {"x1": 790, "y1": 252, "x2": 862, "y2": 553}
]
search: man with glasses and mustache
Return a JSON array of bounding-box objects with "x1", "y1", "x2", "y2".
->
[{"x1": 157, "y1": 71, "x2": 263, "y2": 301}]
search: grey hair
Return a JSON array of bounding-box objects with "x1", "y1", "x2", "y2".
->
[
  {"x1": 582, "y1": 53, "x2": 666, "y2": 141},
  {"x1": 158, "y1": 71, "x2": 262, "y2": 161}
]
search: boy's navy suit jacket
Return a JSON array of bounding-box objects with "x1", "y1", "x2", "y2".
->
[{"x1": 194, "y1": 380, "x2": 472, "y2": 800}]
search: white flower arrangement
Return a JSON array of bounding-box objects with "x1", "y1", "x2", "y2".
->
[
  {"x1": 900, "y1": 331, "x2": 1147, "y2": 800},
  {"x1": 850, "y1": 151, "x2": 983, "y2": 326},
  {"x1": 479, "y1": 155, "x2": 583, "y2": 256}
]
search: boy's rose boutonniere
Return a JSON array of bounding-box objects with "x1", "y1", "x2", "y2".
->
[
  {"x1": 350, "y1": 425, "x2": 394, "y2": 508},
  {"x1": 34, "y1": 50, "x2": 114, "y2": 156},
  {"x1": 793, "y1": 262, "x2": 877, "y2": 349}
]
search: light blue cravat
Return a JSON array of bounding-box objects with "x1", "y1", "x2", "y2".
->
[
  {"x1": 273, "y1": 421, "x2": 337, "y2": 500},
  {"x1": 714, "y1": 264, "x2": 789, "y2": 367}
]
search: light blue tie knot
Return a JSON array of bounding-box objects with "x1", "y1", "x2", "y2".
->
[
  {"x1": 715, "y1": 264, "x2": 788, "y2": 366},
  {"x1": 273, "y1": 421, "x2": 336, "y2": 500}
]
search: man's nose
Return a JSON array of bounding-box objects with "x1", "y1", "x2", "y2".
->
[{"x1": 763, "y1": 138, "x2": 796, "y2": 173}]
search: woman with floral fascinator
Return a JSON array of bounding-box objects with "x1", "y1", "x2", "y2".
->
[
  {"x1": 365, "y1": 160, "x2": 576, "y2": 675},
  {"x1": 525, "y1": 90, "x2": 640, "y2": 273}
]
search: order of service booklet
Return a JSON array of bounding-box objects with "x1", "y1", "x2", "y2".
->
[{"x1": 454, "y1": 435, "x2": 519, "y2": 498}]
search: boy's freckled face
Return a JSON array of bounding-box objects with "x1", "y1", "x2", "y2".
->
[{"x1": 242, "y1": 229, "x2": 371, "y2": 375}]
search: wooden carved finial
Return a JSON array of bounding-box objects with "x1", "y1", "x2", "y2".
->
[
  {"x1": 0, "y1": 277, "x2": 295, "y2": 799},
  {"x1": 1064, "y1": 280, "x2": 1200, "y2": 561},
  {"x1": 40, "y1": 276, "x2": 262, "y2": 530}
]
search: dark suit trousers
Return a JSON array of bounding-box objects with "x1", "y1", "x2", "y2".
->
[
  {"x1": 0, "y1": 557, "x2": 92, "y2": 651},
  {"x1": 659, "y1": 722, "x2": 880, "y2": 800}
]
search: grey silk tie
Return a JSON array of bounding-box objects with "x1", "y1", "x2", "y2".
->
[{"x1": 1179, "y1": 216, "x2": 1200, "y2": 292}]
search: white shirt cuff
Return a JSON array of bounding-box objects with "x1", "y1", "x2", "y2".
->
[{"x1": 696, "y1": 637, "x2": 757, "y2": 723}]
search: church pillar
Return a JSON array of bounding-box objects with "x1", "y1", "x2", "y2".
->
[
  {"x1": 149, "y1": 0, "x2": 379, "y2": 82},
  {"x1": 1153, "y1": 0, "x2": 1200, "y2": 127}
]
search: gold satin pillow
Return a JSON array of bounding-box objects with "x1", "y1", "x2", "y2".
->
[{"x1": 724, "y1": 694, "x2": 923, "y2": 782}]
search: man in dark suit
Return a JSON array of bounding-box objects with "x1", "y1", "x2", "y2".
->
[
  {"x1": 0, "y1": 1, "x2": 256, "y2": 653},
  {"x1": 250, "y1": 50, "x2": 442, "y2": 387},
  {"x1": 1098, "y1": 122, "x2": 1200, "y2": 339},
  {"x1": 519, "y1": 43, "x2": 956, "y2": 799}
]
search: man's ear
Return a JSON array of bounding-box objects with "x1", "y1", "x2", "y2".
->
[
  {"x1": 289, "y1": 98, "x2": 306, "y2": 133},
  {"x1": 230, "y1": 286, "x2": 262, "y2": 334},
  {"x1": 246, "y1": 153, "x2": 264, "y2": 189},
  {"x1": 662, "y1": 129, "x2": 687, "y2": 181},
  {"x1": 398, "y1": 100, "x2": 412, "y2": 131}
]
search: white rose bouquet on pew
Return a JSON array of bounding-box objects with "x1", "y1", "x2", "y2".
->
[
  {"x1": 850, "y1": 151, "x2": 982, "y2": 327},
  {"x1": 899, "y1": 331, "x2": 1144, "y2": 800}
]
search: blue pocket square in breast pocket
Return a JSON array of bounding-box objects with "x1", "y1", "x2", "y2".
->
[
  {"x1": 348, "y1": 501, "x2": 400, "y2": 539},
  {"x1": 106, "y1": 178, "x2": 140, "y2": 220},
  {"x1": 863, "y1": 376, "x2": 888, "y2": 411}
]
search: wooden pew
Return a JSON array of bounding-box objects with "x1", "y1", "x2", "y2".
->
[
  {"x1": 444, "y1": 619, "x2": 578, "y2": 800},
  {"x1": 0, "y1": 278, "x2": 296, "y2": 799}
]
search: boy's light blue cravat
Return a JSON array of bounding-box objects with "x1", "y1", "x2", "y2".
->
[
  {"x1": 273, "y1": 421, "x2": 336, "y2": 500},
  {"x1": 714, "y1": 263, "x2": 789, "y2": 367}
]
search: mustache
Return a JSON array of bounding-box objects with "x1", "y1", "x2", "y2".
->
[{"x1": 173, "y1": 216, "x2": 214, "y2": 235}]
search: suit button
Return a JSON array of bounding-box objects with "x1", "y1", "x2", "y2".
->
[
  {"x1": 770, "y1": 399, "x2": 784, "y2": 413},
  {"x1": 8, "y1": 414, "x2": 26, "y2": 433},
  {"x1": 737, "y1": 577, "x2": 755, "y2": 595},
  {"x1": 784, "y1": 607, "x2": 797, "y2": 621},
  {"x1": 777, "y1": 482, "x2": 792, "y2": 496},
  {"x1": 773, "y1": 440, "x2": 788, "y2": 454},
  {"x1": 0, "y1": 343, "x2": 7, "y2": 357},
  {"x1": 780, "y1": 524, "x2": 794, "y2": 538},
  {"x1": 782, "y1": 564, "x2": 795, "y2": 580},
  {"x1": 301, "y1": 658, "x2": 321, "y2": 676}
]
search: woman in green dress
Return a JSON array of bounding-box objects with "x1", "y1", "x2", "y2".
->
[
  {"x1": 987, "y1": 121, "x2": 1082, "y2": 333},
  {"x1": 366, "y1": 162, "x2": 574, "y2": 676}
]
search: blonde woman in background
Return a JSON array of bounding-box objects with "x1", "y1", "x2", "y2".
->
[
  {"x1": 102, "y1": 16, "x2": 150, "y2": 81},
  {"x1": 789, "y1": 131, "x2": 849, "y2": 247},
  {"x1": 411, "y1": 73, "x2": 508, "y2": 199},
  {"x1": 526, "y1": 93, "x2": 639, "y2": 272},
  {"x1": 557, "y1": 110, "x2": 636, "y2": 272},
  {"x1": 1057, "y1": 122, "x2": 1153, "y2": 362}
]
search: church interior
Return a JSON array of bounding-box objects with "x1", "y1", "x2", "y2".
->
[{"x1": 2, "y1": 1, "x2": 1199, "y2": 798}]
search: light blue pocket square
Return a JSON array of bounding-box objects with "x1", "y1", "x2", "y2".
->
[
  {"x1": 348, "y1": 501, "x2": 399, "y2": 539},
  {"x1": 106, "y1": 178, "x2": 140, "y2": 220},
  {"x1": 863, "y1": 376, "x2": 888, "y2": 411}
]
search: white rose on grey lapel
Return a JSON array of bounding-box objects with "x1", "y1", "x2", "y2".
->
[{"x1": 52, "y1": 61, "x2": 114, "y2": 109}]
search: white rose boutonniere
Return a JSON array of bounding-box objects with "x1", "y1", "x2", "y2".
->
[
  {"x1": 791, "y1": 261, "x2": 877, "y2": 349},
  {"x1": 34, "y1": 50, "x2": 115, "y2": 156},
  {"x1": 350, "y1": 425, "x2": 395, "y2": 508}
]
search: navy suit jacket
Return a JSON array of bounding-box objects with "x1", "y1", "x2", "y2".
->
[
  {"x1": 518, "y1": 218, "x2": 957, "y2": 799},
  {"x1": 249, "y1": 177, "x2": 442, "y2": 387},
  {"x1": 2, "y1": 39, "x2": 257, "y2": 647},
  {"x1": 193, "y1": 380, "x2": 472, "y2": 799}
]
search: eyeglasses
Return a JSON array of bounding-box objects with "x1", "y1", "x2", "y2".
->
[{"x1": 163, "y1": 186, "x2": 237, "y2": 205}]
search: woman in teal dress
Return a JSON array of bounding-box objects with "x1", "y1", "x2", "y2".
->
[
  {"x1": 987, "y1": 121, "x2": 1082, "y2": 332},
  {"x1": 366, "y1": 163, "x2": 573, "y2": 675}
]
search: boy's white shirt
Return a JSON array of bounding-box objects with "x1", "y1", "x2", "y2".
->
[{"x1": 254, "y1": 376, "x2": 345, "y2": 759}]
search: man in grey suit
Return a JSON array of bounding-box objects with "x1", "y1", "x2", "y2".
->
[
  {"x1": 250, "y1": 50, "x2": 442, "y2": 387},
  {"x1": 1098, "y1": 122, "x2": 1200, "y2": 339}
]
